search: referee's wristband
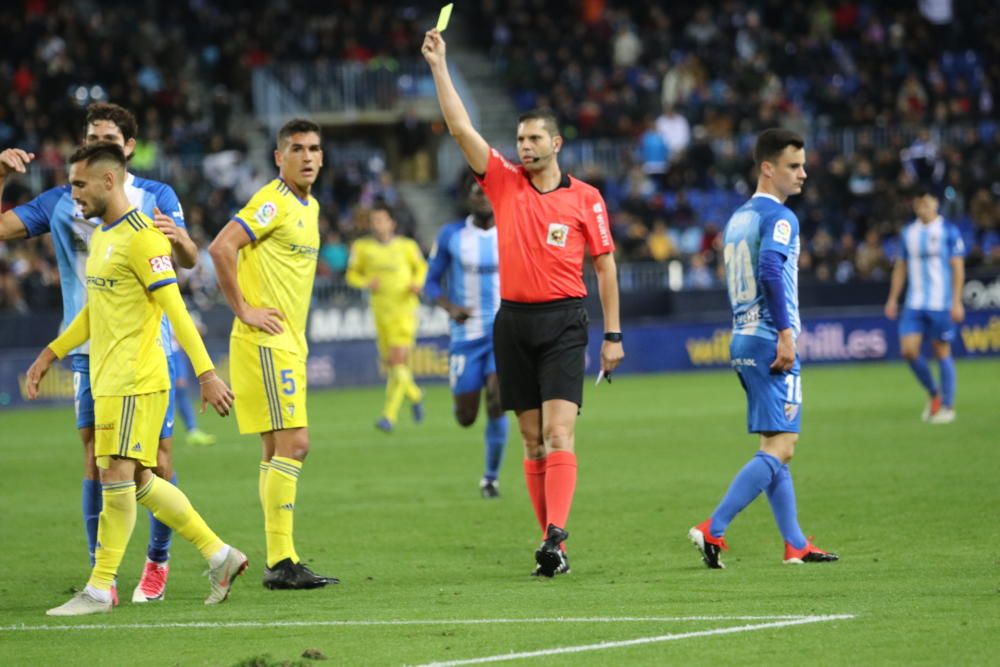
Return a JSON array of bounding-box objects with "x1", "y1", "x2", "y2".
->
[{"x1": 603, "y1": 332, "x2": 623, "y2": 343}]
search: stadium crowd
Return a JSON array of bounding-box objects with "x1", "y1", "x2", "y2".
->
[{"x1": 2, "y1": 1, "x2": 999, "y2": 311}]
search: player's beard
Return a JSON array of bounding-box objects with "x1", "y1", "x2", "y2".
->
[{"x1": 86, "y1": 197, "x2": 108, "y2": 221}]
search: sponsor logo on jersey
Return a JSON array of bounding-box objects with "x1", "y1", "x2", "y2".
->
[
  {"x1": 148, "y1": 255, "x2": 173, "y2": 274},
  {"x1": 86, "y1": 276, "x2": 118, "y2": 288},
  {"x1": 289, "y1": 244, "x2": 319, "y2": 256},
  {"x1": 773, "y1": 219, "x2": 792, "y2": 244},
  {"x1": 735, "y1": 304, "x2": 761, "y2": 326},
  {"x1": 255, "y1": 201, "x2": 278, "y2": 226},
  {"x1": 546, "y1": 223, "x2": 569, "y2": 248}
]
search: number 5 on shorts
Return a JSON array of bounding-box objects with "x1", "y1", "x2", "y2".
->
[{"x1": 281, "y1": 369, "x2": 296, "y2": 395}]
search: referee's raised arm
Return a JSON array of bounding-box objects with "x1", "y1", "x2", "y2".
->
[{"x1": 422, "y1": 29, "x2": 489, "y2": 175}]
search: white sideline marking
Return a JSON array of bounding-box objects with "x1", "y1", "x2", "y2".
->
[
  {"x1": 414, "y1": 614, "x2": 856, "y2": 666},
  {"x1": 1, "y1": 615, "x2": 831, "y2": 633}
]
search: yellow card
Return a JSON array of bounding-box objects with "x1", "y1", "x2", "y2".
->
[{"x1": 436, "y1": 3, "x2": 453, "y2": 32}]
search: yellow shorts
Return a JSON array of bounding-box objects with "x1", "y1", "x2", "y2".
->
[
  {"x1": 94, "y1": 391, "x2": 169, "y2": 469},
  {"x1": 230, "y1": 337, "x2": 308, "y2": 434},
  {"x1": 375, "y1": 310, "x2": 418, "y2": 357}
]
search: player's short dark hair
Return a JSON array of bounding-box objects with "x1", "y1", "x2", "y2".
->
[
  {"x1": 911, "y1": 186, "x2": 938, "y2": 199},
  {"x1": 371, "y1": 200, "x2": 396, "y2": 220},
  {"x1": 517, "y1": 108, "x2": 561, "y2": 137},
  {"x1": 753, "y1": 128, "x2": 805, "y2": 166},
  {"x1": 68, "y1": 141, "x2": 127, "y2": 169},
  {"x1": 85, "y1": 103, "x2": 138, "y2": 143},
  {"x1": 278, "y1": 118, "x2": 321, "y2": 145}
]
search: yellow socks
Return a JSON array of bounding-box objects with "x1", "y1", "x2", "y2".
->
[
  {"x1": 383, "y1": 365, "x2": 406, "y2": 423},
  {"x1": 397, "y1": 364, "x2": 423, "y2": 403},
  {"x1": 88, "y1": 481, "x2": 137, "y2": 591},
  {"x1": 258, "y1": 460, "x2": 269, "y2": 514},
  {"x1": 264, "y1": 456, "x2": 302, "y2": 567},
  {"x1": 384, "y1": 364, "x2": 422, "y2": 422},
  {"x1": 136, "y1": 476, "x2": 223, "y2": 561}
]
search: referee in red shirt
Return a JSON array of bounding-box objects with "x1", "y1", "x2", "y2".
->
[{"x1": 423, "y1": 29, "x2": 624, "y2": 577}]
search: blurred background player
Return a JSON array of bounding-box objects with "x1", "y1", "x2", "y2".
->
[
  {"x1": 424, "y1": 175, "x2": 507, "y2": 498},
  {"x1": 884, "y1": 190, "x2": 966, "y2": 424},
  {"x1": 423, "y1": 29, "x2": 624, "y2": 577},
  {"x1": 346, "y1": 202, "x2": 428, "y2": 433},
  {"x1": 0, "y1": 103, "x2": 199, "y2": 604},
  {"x1": 25, "y1": 142, "x2": 245, "y2": 616},
  {"x1": 209, "y1": 118, "x2": 338, "y2": 590},
  {"x1": 689, "y1": 129, "x2": 839, "y2": 569},
  {"x1": 170, "y1": 336, "x2": 217, "y2": 446}
]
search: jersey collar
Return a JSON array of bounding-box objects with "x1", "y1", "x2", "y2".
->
[
  {"x1": 278, "y1": 178, "x2": 310, "y2": 206},
  {"x1": 525, "y1": 171, "x2": 571, "y2": 195},
  {"x1": 101, "y1": 207, "x2": 138, "y2": 231},
  {"x1": 464, "y1": 215, "x2": 497, "y2": 234},
  {"x1": 751, "y1": 192, "x2": 782, "y2": 204}
]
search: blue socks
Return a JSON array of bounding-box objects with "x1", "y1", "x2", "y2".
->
[
  {"x1": 907, "y1": 357, "x2": 938, "y2": 397},
  {"x1": 710, "y1": 451, "x2": 782, "y2": 538},
  {"x1": 82, "y1": 479, "x2": 102, "y2": 566},
  {"x1": 765, "y1": 464, "x2": 808, "y2": 549},
  {"x1": 146, "y1": 472, "x2": 176, "y2": 563},
  {"x1": 176, "y1": 382, "x2": 198, "y2": 431},
  {"x1": 483, "y1": 415, "x2": 508, "y2": 481},
  {"x1": 938, "y1": 356, "x2": 956, "y2": 407}
]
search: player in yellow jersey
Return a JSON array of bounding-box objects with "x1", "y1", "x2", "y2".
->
[
  {"x1": 346, "y1": 203, "x2": 428, "y2": 432},
  {"x1": 209, "y1": 119, "x2": 337, "y2": 590},
  {"x1": 25, "y1": 142, "x2": 247, "y2": 616}
]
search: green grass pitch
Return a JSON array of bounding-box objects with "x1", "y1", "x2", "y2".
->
[{"x1": 1, "y1": 360, "x2": 997, "y2": 665}]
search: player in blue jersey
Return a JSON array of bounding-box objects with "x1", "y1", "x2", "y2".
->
[
  {"x1": 688, "y1": 128, "x2": 839, "y2": 569},
  {"x1": 885, "y1": 190, "x2": 965, "y2": 424},
  {"x1": 424, "y1": 176, "x2": 508, "y2": 498},
  {"x1": 0, "y1": 103, "x2": 199, "y2": 603}
]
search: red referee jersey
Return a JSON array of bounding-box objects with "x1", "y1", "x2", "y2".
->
[{"x1": 475, "y1": 147, "x2": 614, "y2": 303}]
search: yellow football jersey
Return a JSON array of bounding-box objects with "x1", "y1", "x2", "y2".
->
[
  {"x1": 231, "y1": 178, "x2": 320, "y2": 358},
  {"x1": 346, "y1": 236, "x2": 427, "y2": 313},
  {"x1": 85, "y1": 209, "x2": 177, "y2": 397}
]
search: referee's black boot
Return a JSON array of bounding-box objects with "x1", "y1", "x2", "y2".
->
[
  {"x1": 533, "y1": 524, "x2": 570, "y2": 577},
  {"x1": 262, "y1": 558, "x2": 339, "y2": 590}
]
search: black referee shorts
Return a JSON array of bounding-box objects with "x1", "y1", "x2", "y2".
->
[{"x1": 493, "y1": 298, "x2": 589, "y2": 412}]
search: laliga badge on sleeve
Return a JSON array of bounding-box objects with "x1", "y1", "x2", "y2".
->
[{"x1": 436, "y1": 3, "x2": 454, "y2": 32}]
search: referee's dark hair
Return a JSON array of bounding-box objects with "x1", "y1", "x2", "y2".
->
[
  {"x1": 68, "y1": 141, "x2": 127, "y2": 171},
  {"x1": 518, "y1": 108, "x2": 561, "y2": 138},
  {"x1": 86, "y1": 103, "x2": 138, "y2": 143},
  {"x1": 278, "y1": 118, "x2": 321, "y2": 146},
  {"x1": 754, "y1": 128, "x2": 805, "y2": 166}
]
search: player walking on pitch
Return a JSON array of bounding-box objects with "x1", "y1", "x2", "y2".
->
[
  {"x1": 26, "y1": 142, "x2": 246, "y2": 615},
  {"x1": 688, "y1": 129, "x2": 838, "y2": 568},
  {"x1": 423, "y1": 28, "x2": 624, "y2": 576},
  {"x1": 884, "y1": 189, "x2": 965, "y2": 424},
  {"x1": 346, "y1": 202, "x2": 428, "y2": 432},
  {"x1": 209, "y1": 119, "x2": 338, "y2": 590},
  {"x1": 424, "y1": 176, "x2": 508, "y2": 497}
]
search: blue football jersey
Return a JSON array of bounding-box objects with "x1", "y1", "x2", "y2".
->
[
  {"x1": 722, "y1": 194, "x2": 801, "y2": 340},
  {"x1": 13, "y1": 173, "x2": 186, "y2": 355},
  {"x1": 900, "y1": 217, "x2": 965, "y2": 311},
  {"x1": 424, "y1": 217, "x2": 501, "y2": 343}
]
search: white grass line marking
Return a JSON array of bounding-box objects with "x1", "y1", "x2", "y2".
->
[
  {"x1": 1, "y1": 615, "x2": 818, "y2": 633},
  {"x1": 414, "y1": 614, "x2": 856, "y2": 667}
]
